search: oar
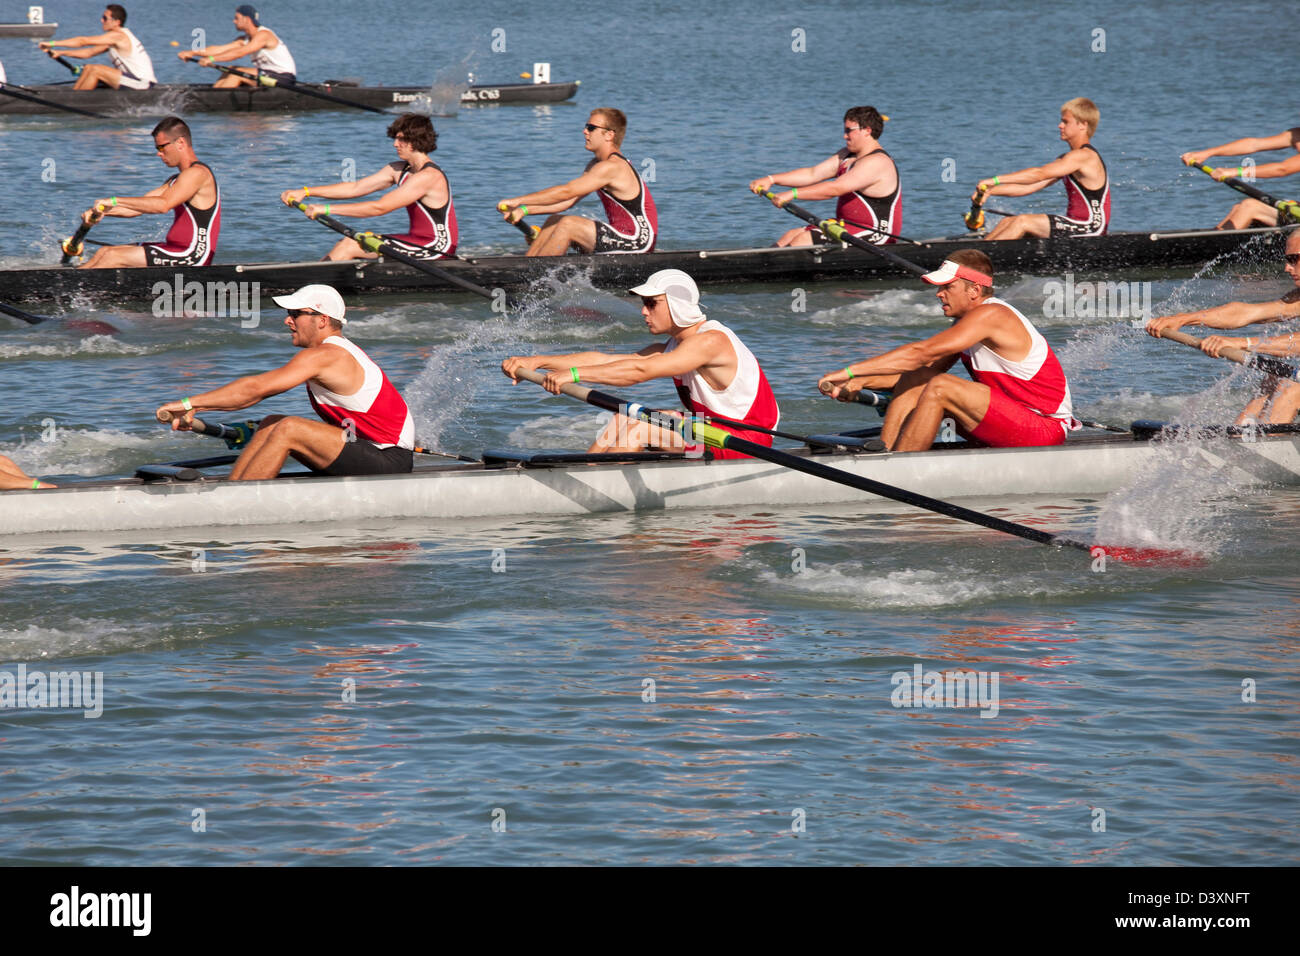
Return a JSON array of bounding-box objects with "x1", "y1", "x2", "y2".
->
[
  {"x1": 61, "y1": 202, "x2": 108, "y2": 265},
  {"x1": 1155, "y1": 327, "x2": 1300, "y2": 381},
  {"x1": 758, "y1": 190, "x2": 928, "y2": 276},
  {"x1": 0, "y1": 300, "x2": 54, "y2": 325},
  {"x1": 44, "y1": 49, "x2": 82, "y2": 77},
  {"x1": 964, "y1": 184, "x2": 989, "y2": 230},
  {"x1": 287, "y1": 200, "x2": 507, "y2": 304},
  {"x1": 497, "y1": 202, "x2": 541, "y2": 244},
  {"x1": 1185, "y1": 161, "x2": 1300, "y2": 223},
  {"x1": 182, "y1": 54, "x2": 385, "y2": 114},
  {"x1": 0, "y1": 83, "x2": 104, "y2": 117},
  {"x1": 156, "y1": 409, "x2": 257, "y2": 448},
  {"x1": 512, "y1": 367, "x2": 1190, "y2": 564}
]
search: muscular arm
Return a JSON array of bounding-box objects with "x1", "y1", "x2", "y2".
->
[
  {"x1": 158, "y1": 348, "x2": 343, "y2": 422},
  {"x1": 500, "y1": 159, "x2": 625, "y2": 215},
  {"x1": 1182, "y1": 129, "x2": 1300, "y2": 165},
  {"x1": 502, "y1": 348, "x2": 655, "y2": 380},
  {"x1": 978, "y1": 149, "x2": 1098, "y2": 197},
  {"x1": 780, "y1": 153, "x2": 895, "y2": 203},
  {"x1": 99, "y1": 167, "x2": 208, "y2": 218},
  {"x1": 319, "y1": 168, "x2": 446, "y2": 218},
  {"x1": 749, "y1": 154, "x2": 844, "y2": 193},
  {"x1": 1146, "y1": 297, "x2": 1300, "y2": 335},
  {"x1": 563, "y1": 333, "x2": 730, "y2": 389},
  {"x1": 200, "y1": 34, "x2": 271, "y2": 65}
]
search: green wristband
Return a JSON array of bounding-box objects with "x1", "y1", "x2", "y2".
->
[
  {"x1": 31, "y1": 479, "x2": 40, "y2": 489},
  {"x1": 791, "y1": 187, "x2": 798, "y2": 199},
  {"x1": 845, "y1": 367, "x2": 855, "y2": 379},
  {"x1": 323, "y1": 204, "x2": 331, "y2": 215},
  {"x1": 570, "y1": 368, "x2": 580, "y2": 383},
  {"x1": 182, "y1": 397, "x2": 193, "y2": 410},
  {"x1": 519, "y1": 205, "x2": 529, "y2": 216},
  {"x1": 993, "y1": 176, "x2": 1000, "y2": 186}
]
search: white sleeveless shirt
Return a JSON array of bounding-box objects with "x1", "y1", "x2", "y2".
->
[
  {"x1": 249, "y1": 27, "x2": 296, "y2": 76},
  {"x1": 109, "y1": 27, "x2": 156, "y2": 89}
]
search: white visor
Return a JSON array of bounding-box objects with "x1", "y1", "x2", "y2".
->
[{"x1": 628, "y1": 269, "x2": 705, "y2": 327}]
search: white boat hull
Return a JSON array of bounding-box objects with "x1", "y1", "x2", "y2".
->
[{"x1": 4, "y1": 433, "x2": 1299, "y2": 536}]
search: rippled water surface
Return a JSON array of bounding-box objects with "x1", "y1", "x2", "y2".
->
[{"x1": 1, "y1": 0, "x2": 1298, "y2": 865}]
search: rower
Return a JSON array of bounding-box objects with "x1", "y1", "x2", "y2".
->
[
  {"x1": 38, "y1": 5, "x2": 157, "y2": 91},
  {"x1": 1180, "y1": 126, "x2": 1300, "y2": 229},
  {"x1": 279, "y1": 114, "x2": 455, "y2": 261},
  {"x1": 0, "y1": 455, "x2": 54, "y2": 491},
  {"x1": 497, "y1": 108, "x2": 658, "y2": 257},
  {"x1": 177, "y1": 5, "x2": 296, "y2": 87},
  {"x1": 77, "y1": 116, "x2": 221, "y2": 270},
  {"x1": 817, "y1": 249, "x2": 1079, "y2": 452},
  {"x1": 502, "y1": 269, "x2": 779, "y2": 457},
  {"x1": 971, "y1": 98, "x2": 1110, "y2": 240},
  {"x1": 749, "y1": 106, "x2": 901, "y2": 246},
  {"x1": 1146, "y1": 230, "x2": 1300, "y2": 423},
  {"x1": 156, "y1": 285, "x2": 415, "y2": 480}
]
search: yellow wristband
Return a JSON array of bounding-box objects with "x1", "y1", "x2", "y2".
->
[
  {"x1": 302, "y1": 186, "x2": 310, "y2": 197},
  {"x1": 181, "y1": 397, "x2": 193, "y2": 410}
]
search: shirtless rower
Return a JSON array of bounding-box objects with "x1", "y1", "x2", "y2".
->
[
  {"x1": 1180, "y1": 126, "x2": 1300, "y2": 229},
  {"x1": 817, "y1": 249, "x2": 1079, "y2": 452},
  {"x1": 279, "y1": 114, "x2": 455, "y2": 261},
  {"x1": 0, "y1": 455, "x2": 54, "y2": 491},
  {"x1": 1145, "y1": 229, "x2": 1300, "y2": 423},
  {"x1": 971, "y1": 98, "x2": 1110, "y2": 240},
  {"x1": 77, "y1": 116, "x2": 220, "y2": 270},
  {"x1": 497, "y1": 108, "x2": 658, "y2": 257},
  {"x1": 502, "y1": 269, "x2": 779, "y2": 458},
  {"x1": 749, "y1": 106, "x2": 902, "y2": 246},
  {"x1": 177, "y1": 5, "x2": 296, "y2": 87},
  {"x1": 38, "y1": 5, "x2": 157, "y2": 91},
  {"x1": 156, "y1": 285, "x2": 415, "y2": 479}
]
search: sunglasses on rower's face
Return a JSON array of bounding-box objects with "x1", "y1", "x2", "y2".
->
[
  {"x1": 286, "y1": 309, "x2": 321, "y2": 318},
  {"x1": 153, "y1": 139, "x2": 177, "y2": 153},
  {"x1": 584, "y1": 123, "x2": 611, "y2": 133},
  {"x1": 843, "y1": 126, "x2": 864, "y2": 135},
  {"x1": 1285, "y1": 253, "x2": 1300, "y2": 265}
]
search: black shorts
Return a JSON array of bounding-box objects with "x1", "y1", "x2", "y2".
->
[
  {"x1": 593, "y1": 218, "x2": 654, "y2": 254},
  {"x1": 379, "y1": 235, "x2": 454, "y2": 261},
  {"x1": 1048, "y1": 214, "x2": 1105, "y2": 238},
  {"x1": 317, "y1": 440, "x2": 413, "y2": 477}
]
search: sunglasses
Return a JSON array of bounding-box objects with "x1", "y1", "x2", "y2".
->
[
  {"x1": 583, "y1": 123, "x2": 612, "y2": 133},
  {"x1": 1286, "y1": 253, "x2": 1300, "y2": 265},
  {"x1": 153, "y1": 139, "x2": 177, "y2": 153},
  {"x1": 843, "y1": 126, "x2": 864, "y2": 134},
  {"x1": 287, "y1": 308, "x2": 321, "y2": 318}
]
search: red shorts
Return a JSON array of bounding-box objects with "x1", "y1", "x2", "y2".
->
[{"x1": 966, "y1": 389, "x2": 1067, "y2": 447}]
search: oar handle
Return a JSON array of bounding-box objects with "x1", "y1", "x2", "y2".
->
[
  {"x1": 757, "y1": 190, "x2": 928, "y2": 276},
  {"x1": 157, "y1": 409, "x2": 257, "y2": 447},
  {"x1": 1157, "y1": 327, "x2": 1300, "y2": 381},
  {"x1": 964, "y1": 184, "x2": 988, "y2": 230},
  {"x1": 1186, "y1": 160, "x2": 1300, "y2": 219},
  {"x1": 497, "y1": 202, "x2": 540, "y2": 242},
  {"x1": 819, "y1": 380, "x2": 889, "y2": 406}
]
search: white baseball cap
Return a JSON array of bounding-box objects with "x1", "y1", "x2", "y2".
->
[
  {"x1": 628, "y1": 269, "x2": 705, "y2": 327},
  {"x1": 272, "y1": 284, "x2": 347, "y2": 323}
]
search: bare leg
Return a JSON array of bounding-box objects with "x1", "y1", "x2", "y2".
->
[
  {"x1": 1240, "y1": 379, "x2": 1300, "y2": 425},
  {"x1": 775, "y1": 226, "x2": 812, "y2": 247},
  {"x1": 893, "y1": 374, "x2": 990, "y2": 452},
  {"x1": 73, "y1": 64, "x2": 122, "y2": 90},
  {"x1": 984, "y1": 213, "x2": 1051, "y2": 241},
  {"x1": 80, "y1": 244, "x2": 148, "y2": 269},
  {"x1": 326, "y1": 237, "x2": 379, "y2": 261},
  {"x1": 588, "y1": 413, "x2": 687, "y2": 454},
  {"x1": 212, "y1": 68, "x2": 259, "y2": 89},
  {"x1": 1217, "y1": 199, "x2": 1277, "y2": 230},
  {"x1": 527, "y1": 215, "x2": 598, "y2": 257},
  {"x1": 228, "y1": 416, "x2": 345, "y2": 480}
]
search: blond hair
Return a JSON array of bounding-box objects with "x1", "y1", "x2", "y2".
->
[
  {"x1": 1061, "y1": 97, "x2": 1099, "y2": 137},
  {"x1": 590, "y1": 107, "x2": 627, "y2": 147}
]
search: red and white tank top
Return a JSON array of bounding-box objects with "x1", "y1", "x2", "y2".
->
[
  {"x1": 596, "y1": 152, "x2": 658, "y2": 248},
  {"x1": 665, "y1": 320, "x2": 780, "y2": 459},
  {"x1": 158, "y1": 162, "x2": 221, "y2": 264},
  {"x1": 392, "y1": 160, "x2": 457, "y2": 255},
  {"x1": 306, "y1": 336, "x2": 415, "y2": 450},
  {"x1": 960, "y1": 297, "x2": 1079, "y2": 437},
  {"x1": 834, "y1": 147, "x2": 902, "y2": 243},
  {"x1": 109, "y1": 27, "x2": 156, "y2": 88},
  {"x1": 1061, "y1": 143, "x2": 1110, "y2": 233}
]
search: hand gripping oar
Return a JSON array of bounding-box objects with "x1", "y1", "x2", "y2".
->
[
  {"x1": 0, "y1": 83, "x2": 104, "y2": 117},
  {"x1": 1155, "y1": 328, "x2": 1300, "y2": 382},
  {"x1": 512, "y1": 367, "x2": 1188, "y2": 564},
  {"x1": 757, "y1": 190, "x2": 929, "y2": 276},
  {"x1": 287, "y1": 200, "x2": 508, "y2": 305},
  {"x1": 61, "y1": 202, "x2": 108, "y2": 265},
  {"x1": 1186, "y1": 161, "x2": 1300, "y2": 224},
  {"x1": 497, "y1": 202, "x2": 541, "y2": 244},
  {"x1": 156, "y1": 408, "x2": 258, "y2": 448},
  {"x1": 44, "y1": 49, "x2": 82, "y2": 77},
  {"x1": 183, "y1": 55, "x2": 385, "y2": 114}
]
